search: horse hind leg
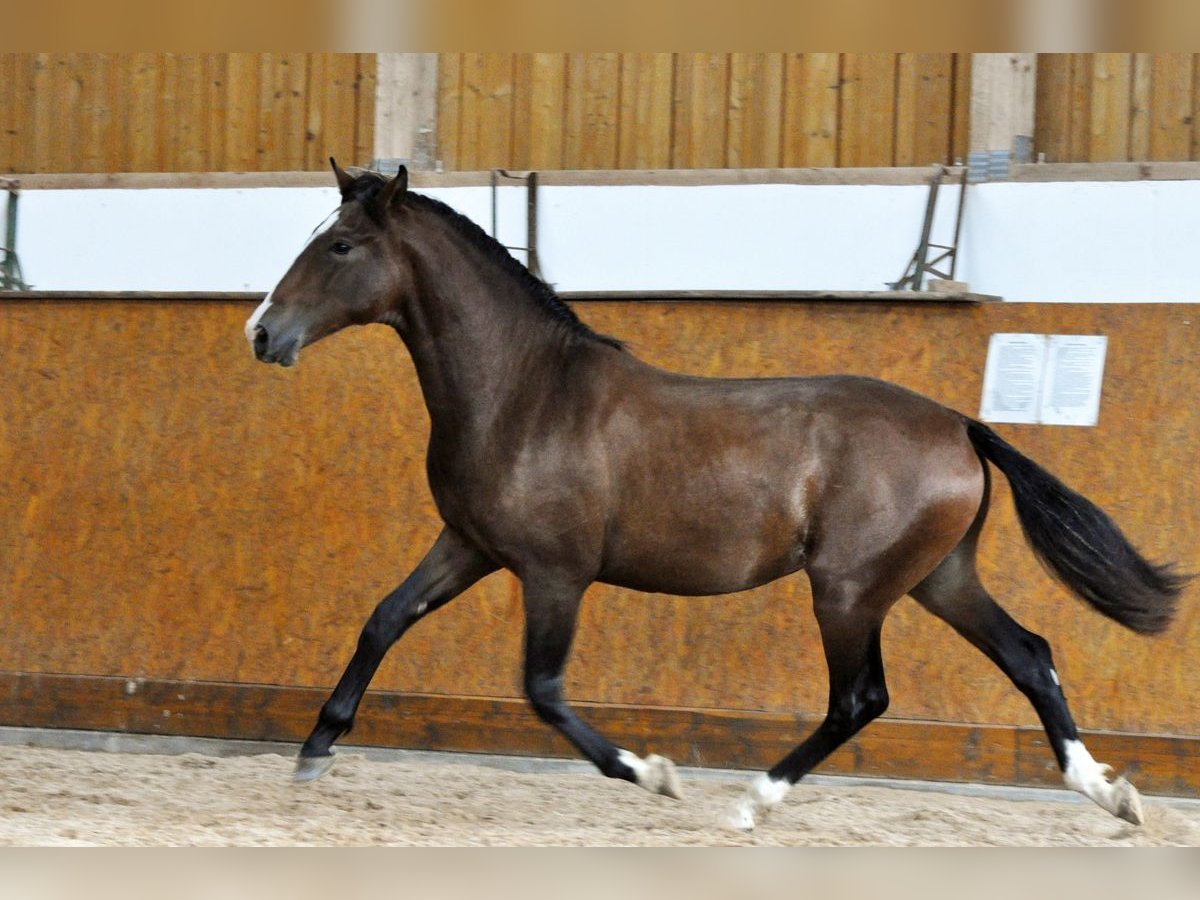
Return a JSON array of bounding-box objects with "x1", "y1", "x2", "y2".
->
[
  {"x1": 725, "y1": 576, "x2": 894, "y2": 831},
  {"x1": 910, "y1": 542, "x2": 1144, "y2": 825}
]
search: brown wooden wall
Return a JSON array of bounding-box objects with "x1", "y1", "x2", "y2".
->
[
  {"x1": 436, "y1": 53, "x2": 973, "y2": 171},
  {"x1": 8, "y1": 53, "x2": 1200, "y2": 174},
  {"x1": 0, "y1": 53, "x2": 375, "y2": 174},
  {"x1": 1036, "y1": 53, "x2": 1200, "y2": 162},
  {"x1": 1, "y1": 297, "x2": 1197, "y2": 793}
]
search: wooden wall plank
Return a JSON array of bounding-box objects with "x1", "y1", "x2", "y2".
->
[
  {"x1": 1035, "y1": 54, "x2": 1072, "y2": 162},
  {"x1": 76, "y1": 55, "x2": 112, "y2": 173},
  {"x1": 728, "y1": 53, "x2": 783, "y2": 169},
  {"x1": 1067, "y1": 54, "x2": 1095, "y2": 161},
  {"x1": 158, "y1": 54, "x2": 182, "y2": 171},
  {"x1": 0, "y1": 53, "x2": 373, "y2": 174},
  {"x1": 517, "y1": 53, "x2": 567, "y2": 170},
  {"x1": 1090, "y1": 53, "x2": 1132, "y2": 162},
  {"x1": 353, "y1": 54, "x2": 376, "y2": 169},
  {"x1": 1129, "y1": 53, "x2": 1153, "y2": 161},
  {"x1": 781, "y1": 53, "x2": 840, "y2": 167},
  {"x1": 224, "y1": 53, "x2": 260, "y2": 171},
  {"x1": 14, "y1": 53, "x2": 1200, "y2": 173},
  {"x1": 178, "y1": 54, "x2": 215, "y2": 172},
  {"x1": 0, "y1": 55, "x2": 12, "y2": 172},
  {"x1": 950, "y1": 53, "x2": 972, "y2": 164},
  {"x1": 564, "y1": 53, "x2": 621, "y2": 170},
  {"x1": 304, "y1": 53, "x2": 330, "y2": 172},
  {"x1": 458, "y1": 53, "x2": 515, "y2": 171},
  {"x1": 204, "y1": 55, "x2": 229, "y2": 172},
  {"x1": 838, "y1": 53, "x2": 898, "y2": 167},
  {"x1": 672, "y1": 53, "x2": 730, "y2": 169},
  {"x1": 5, "y1": 674, "x2": 1199, "y2": 796},
  {"x1": 436, "y1": 53, "x2": 465, "y2": 172},
  {"x1": 616, "y1": 53, "x2": 674, "y2": 170},
  {"x1": 910, "y1": 54, "x2": 955, "y2": 166},
  {"x1": 1150, "y1": 53, "x2": 1194, "y2": 161},
  {"x1": 322, "y1": 53, "x2": 358, "y2": 170}
]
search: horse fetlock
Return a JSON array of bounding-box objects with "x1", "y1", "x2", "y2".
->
[
  {"x1": 616, "y1": 749, "x2": 683, "y2": 799},
  {"x1": 721, "y1": 774, "x2": 790, "y2": 832}
]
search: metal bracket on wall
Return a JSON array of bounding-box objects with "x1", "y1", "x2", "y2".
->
[
  {"x1": 889, "y1": 165, "x2": 968, "y2": 292},
  {"x1": 1, "y1": 177, "x2": 31, "y2": 291},
  {"x1": 491, "y1": 169, "x2": 543, "y2": 281}
]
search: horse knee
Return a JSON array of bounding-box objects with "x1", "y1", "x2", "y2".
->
[{"x1": 830, "y1": 679, "x2": 889, "y2": 731}]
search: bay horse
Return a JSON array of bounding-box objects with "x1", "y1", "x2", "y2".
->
[{"x1": 245, "y1": 161, "x2": 1184, "y2": 831}]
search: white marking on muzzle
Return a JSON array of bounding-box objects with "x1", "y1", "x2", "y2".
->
[{"x1": 244, "y1": 294, "x2": 274, "y2": 344}]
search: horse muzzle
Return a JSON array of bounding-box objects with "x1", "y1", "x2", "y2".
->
[{"x1": 249, "y1": 324, "x2": 301, "y2": 367}]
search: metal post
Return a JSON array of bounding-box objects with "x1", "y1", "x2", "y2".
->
[
  {"x1": 490, "y1": 169, "x2": 543, "y2": 281},
  {"x1": 1, "y1": 177, "x2": 30, "y2": 291}
]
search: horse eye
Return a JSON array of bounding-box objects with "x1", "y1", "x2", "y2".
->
[{"x1": 331, "y1": 241, "x2": 352, "y2": 256}]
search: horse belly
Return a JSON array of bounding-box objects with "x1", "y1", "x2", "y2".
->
[{"x1": 599, "y1": 479, "x2": 809, "y2": 596}]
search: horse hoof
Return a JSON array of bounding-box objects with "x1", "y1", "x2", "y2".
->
[
  {"x1": 294, "y1": 752, "x2": 336, "y2": 783},
  {"x1": 1110, "y1": 776, "x2": 1144, "y2": 826},
  {"x1": 644, "y1": 754, "x2": 684, "y2": 800}
]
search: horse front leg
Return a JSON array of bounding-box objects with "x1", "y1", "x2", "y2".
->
[
  {"x1": 520, "y1": 574, "x2": 683, "y2": 800},
  {"x1": 294, "y1": 527, "x2": 497, "y2": 781}
]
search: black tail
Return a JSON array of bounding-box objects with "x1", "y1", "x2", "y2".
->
[{"x1": 966, "y1": 419, "x2": 1186, "y2": 634}]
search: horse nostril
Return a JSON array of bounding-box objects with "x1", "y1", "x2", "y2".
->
[{"x1": 252, "y1": 326, "x2": 269, "y2": 357}]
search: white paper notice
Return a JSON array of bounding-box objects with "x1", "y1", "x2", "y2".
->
[
  {"x1": 1039, "y1": 335, "x2": 1107, "y2": 426},
  {"x1": 979, "y1": 333, "x2": 1047, "y2": 424}
]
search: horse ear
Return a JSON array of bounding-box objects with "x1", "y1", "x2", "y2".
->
[
  {"x1": 330, "y1": 157, "x2": 355, "y2": 201},
  {"x1": 374, "y1": 164, "x2": 408, "y2": 216},
  {"x1": 378, "y1": 164, "x2": 409, "y2": 212}
]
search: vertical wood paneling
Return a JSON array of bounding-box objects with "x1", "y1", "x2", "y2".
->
[
  {"x1": 1035, "y1": 54, "x2": 1073, "y2": 162},
  {"x1": 781, "y1": 53, "x2": 841, "y2": 167},
  {"x1": 438, "y1": 52, "x2": 968, "y2": 171},
  {"x1": 1150, "y1": 53, "x2": 1194, "y2": 161},
  {"x1": 0, "y1": 53, "x2": 373, "y2": 174},
  {"x1": 950, "y1": 54, "x2": 972, "y2": 164},
  {"x1": 225, "y1": 54, "x2": 262, "y2": 171},
  {"x1": 564, "y1": 53, "x2": 620, "y2": 170},
  {"x1": 436, "y1": 53, "x2": 465, "y2": 171},
  {"x1": 1067, "y1": 54, "x2": 1095, "y2": 161},
  {"x1": 839, "y1": 53, "x2": 898, "y2": 167},
  {"x1": 896, "y1": 54, "x2": 955, "y2": 166},
  {"x1": 617, "y1": 53, "x2": 674, "y2": 170},
  {"x1": 1090, "y1": 53, "x2": 1132, "y2": 162},
  {"x1": 727, "y1": 54, "x2": 783, "y2": 169},
  {"x1": 1036, "y1": 53, "x2": 1200, "y2": 162},
  {"x1": 514, "y1": 53, "x2": 566, "y2": 170},
  {"x1": 1129, "y1": 53, "x2": 1153, "y2": 161},
  {"x1": 459, "y1": 54, "x2": 515, "y2": 171},
  {"x1": 352, "y1": 53, "x2": 375, "y2": 169},
  {"x1": 672, "y1": 53, "x2": 730, "y2": 168}
]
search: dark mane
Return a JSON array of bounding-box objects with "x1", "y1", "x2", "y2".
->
[{"x1": 347, "y1": 171, "x2": 624, "y2": 351}]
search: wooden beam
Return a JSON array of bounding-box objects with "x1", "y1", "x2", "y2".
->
[
  {"x1": 373, "y1": 53, "x2": 438, "y2": 170},
  {"x1": 3, "y1": 672, "x2": 1198, "y2": 796},
  {"x1": 969, "y1": 53, "x2": 1037, "y2": 179}
]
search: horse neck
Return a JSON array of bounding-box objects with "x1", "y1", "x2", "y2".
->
[{"x1": 392, "y1": 210, "x2": 577, "y2": 441}]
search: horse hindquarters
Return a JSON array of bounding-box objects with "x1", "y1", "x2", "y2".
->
[{"x1": 726, "y1": 419, "x2": 987, "y2": 830}]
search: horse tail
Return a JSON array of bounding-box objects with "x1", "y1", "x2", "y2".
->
[{"x1": 965, "y1": 419, "x2": 1186, "y2": 635}]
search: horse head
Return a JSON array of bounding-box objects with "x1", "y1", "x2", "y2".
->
[{"x1": 245, "y1": 159, "x2": 411, "y2": 366}]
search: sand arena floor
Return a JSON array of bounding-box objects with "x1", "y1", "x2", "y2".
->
[{"x1": 1, "y1": 734, "x2": 1198, "y2": 846}]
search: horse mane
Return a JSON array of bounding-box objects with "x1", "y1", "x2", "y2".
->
[{"x1": 347, "y1": 171, "x2": 624, "y2": 352}]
